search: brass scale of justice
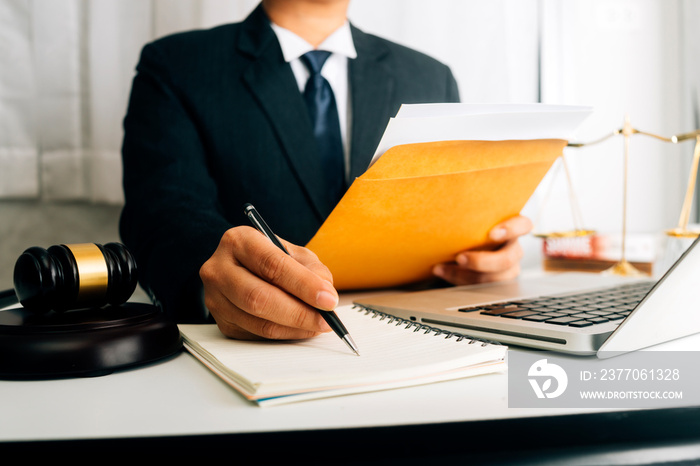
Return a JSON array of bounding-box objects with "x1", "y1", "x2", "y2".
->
[{"x1": 533, "y1": 115, "x2": 700, "y2": 276}]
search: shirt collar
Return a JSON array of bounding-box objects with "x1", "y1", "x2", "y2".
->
[{"x1": 270, "y1": 21, "x2": 357, "y2": 62}]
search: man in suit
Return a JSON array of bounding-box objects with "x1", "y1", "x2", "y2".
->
[{"x1": 120, "y1": 0, "x2": 530, "y2": 339}]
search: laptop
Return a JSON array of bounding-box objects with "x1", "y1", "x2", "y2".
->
[{"x1": 354, "y1": 236, "x2": 700, "y2": 357}]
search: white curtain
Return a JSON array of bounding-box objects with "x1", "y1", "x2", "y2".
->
[
  {"x1": 0, "y1": 0, "x2": 538, "y2": 204},
  {"x1": 0, "y1": 0, "x2": 259, "y2": 203}
]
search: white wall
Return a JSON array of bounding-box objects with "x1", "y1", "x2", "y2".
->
[{"x1": 349, "y1": 0, "x2": 541, "y2": 104}]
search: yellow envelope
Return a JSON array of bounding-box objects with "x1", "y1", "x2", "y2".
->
[{"x1": 306, "y1": 139, "x2": 567, "y2": 290}]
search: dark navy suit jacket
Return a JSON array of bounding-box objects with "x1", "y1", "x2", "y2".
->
[{"x1": 120, "y1": 4, "x2": 460, "y2": 322}]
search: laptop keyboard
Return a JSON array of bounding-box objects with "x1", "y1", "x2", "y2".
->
[{"x1": 458, "y1": 281, "x2": 654, "y2": 328}]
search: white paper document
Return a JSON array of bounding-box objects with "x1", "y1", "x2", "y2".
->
[{"x1": 370, "y1": 103, "x2": 593, "y2": 166}]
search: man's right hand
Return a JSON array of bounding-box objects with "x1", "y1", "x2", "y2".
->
[{"x1": 200, "y1": 226, "x2": 338, "y2": 340}]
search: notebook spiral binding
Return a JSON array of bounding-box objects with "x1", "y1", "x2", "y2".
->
[{"x1": 352, "y1": 304, "x2": 500, "y2": 347}]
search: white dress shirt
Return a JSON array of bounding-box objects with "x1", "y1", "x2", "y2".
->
[{"x1": 270, "y1": 21, "x2": 357, "y2": 182}]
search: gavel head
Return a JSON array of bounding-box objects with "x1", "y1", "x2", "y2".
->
[{"x1": 13, "y1": 242, "x2": 138, "y2": 313}]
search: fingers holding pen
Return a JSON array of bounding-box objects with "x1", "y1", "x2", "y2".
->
[
  {"x1": 200, "y1": 226, "x2": 336, "y2": 340},
  {"x1": 233, "y1": 228, "x2": 339, "y2": 311},
  {"x1": 205, "y1": 280, "x2": 328, "y2": 341}
]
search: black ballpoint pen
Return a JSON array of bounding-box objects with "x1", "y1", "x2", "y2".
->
[{"x1": 244, "y1": 203, "x2": 360, "y2": 356}]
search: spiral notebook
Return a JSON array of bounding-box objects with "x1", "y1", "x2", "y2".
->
[{"x1": 178, "y1": 304, "x2": 507, "y2": 406}]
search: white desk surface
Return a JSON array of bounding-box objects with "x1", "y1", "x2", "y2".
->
[
  {"x1": 1, "y1": 319, "x2": 700, "y2": 445},
  {"x1": 2, "y1": 289, "x2": 700, "y2": 456}
]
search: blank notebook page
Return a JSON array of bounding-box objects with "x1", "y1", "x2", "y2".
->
[{"x1": 179, "y1": 304, "x2": 506, "y2": 397}]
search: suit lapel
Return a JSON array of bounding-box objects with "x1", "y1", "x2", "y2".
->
[
  {"x1": 348, "y1": 26, "x2": 395, "y2": 181},
  {"x1": 238, "y1": 5, "x2": 332, "y2": 220}
]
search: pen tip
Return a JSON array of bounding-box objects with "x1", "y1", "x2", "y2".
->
[{"x1": 343, "y1": 335, "x2": 360, "y2": 356}]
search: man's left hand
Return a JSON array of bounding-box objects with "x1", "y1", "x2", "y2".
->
[{"x1": 432, "y1": 215, "x2": 533, "y2": 285}]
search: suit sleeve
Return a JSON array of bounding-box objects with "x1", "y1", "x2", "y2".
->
[
  {"x1": 120, "y1": 42, "x2": 231, "y2": 323},
  {"x1": 446, "y1": 65, "x2": 461, "y2": 103}
]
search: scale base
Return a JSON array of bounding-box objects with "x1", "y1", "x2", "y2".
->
[{"x1": 602, "y1": 259, "x2": 647, "y2": 277}]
